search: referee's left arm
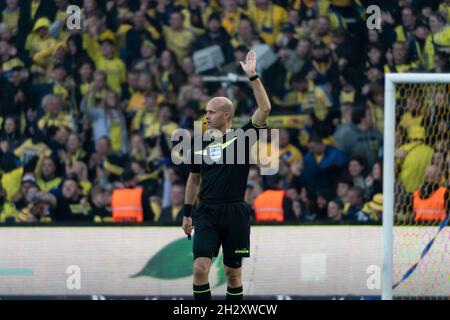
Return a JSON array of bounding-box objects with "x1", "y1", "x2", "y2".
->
[{"x1": 240, "y1": 50, "x2": 271, "y2": 126}]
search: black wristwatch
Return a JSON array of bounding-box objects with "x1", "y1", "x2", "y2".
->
[{"x1": 249, "y1": 74, "x2": 259, "y2": 81}]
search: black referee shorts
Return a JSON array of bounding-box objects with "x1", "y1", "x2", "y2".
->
[{"x1": 193, "y1": 200, "x2": 251, "y2": 268}]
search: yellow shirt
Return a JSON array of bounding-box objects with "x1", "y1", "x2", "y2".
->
[
  {"x1": 275, "y1": 82, "x2": 332, "y2": 121},
  {"x1": 397, "y1": 141, "x2": 434, "y2": 193},
  {"x1": 279, "y1": 144, "x2": 303, "y2": 165},
  {"x1": 83, "y1": 33, "x2": 126, "y2": 94},
  {"x1": 145, "y1": 122, "x2": 178, "y2": 139},
  {"x1": 399, "y1": 112, "x2": 423, "y2": 131},
  {"x1": 2, "y1": 8, "x2": 20, "y2": 34},
  {"x1": 172, "y1": 206, "x2": 182, "y2": 221},
  {"x1": 162, "y1": 26, "x2": 195, "y2": 63},
  {"x1": 131, "y1": 110, "x2": 158, "y2": 133},
  {"x1": 424, "y1": 26, "x2": 450, "y2": 70},
  {"x1": 96, "y1": 58, "x2": 126, "y2": 94},
  {"x1": 127, "y1": 92, "x2": 146, "y2": 113},
  {"x1": 367, "y1": 101, "x2": 384, "y2": 133},
  {"x1": 222, "y1": 8, "x2": 248, "y2": 36},
  {"x1": 439, "y1": 3, "x2": 450, "y2": 23},
  {"x1": 247, "y1": 2, "x2": 288, "y2": 45},
  {"x1": 25, "y1": 34, "x2": 58, "y2": 57},
  {"x1": 109, "y1": 117, "x2": 124, "y2": 153}
]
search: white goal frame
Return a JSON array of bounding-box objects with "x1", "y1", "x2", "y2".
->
[{"x1": 382, "y1": 73, "x2": 450, "y2": 300}]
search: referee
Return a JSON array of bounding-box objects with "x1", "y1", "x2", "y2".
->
[{"x1": 181, "y1": 50, "x2": 272, "y2": 300}]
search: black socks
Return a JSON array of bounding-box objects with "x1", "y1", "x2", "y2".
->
[
  {"x1": 193, "y1": 283, "x2": 211, "y2": 300},
  {"x1": 226, "y1": 286, "x2": 243, "y2": 300}
]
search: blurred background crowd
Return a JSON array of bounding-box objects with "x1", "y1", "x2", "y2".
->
[{"x1": 0, "y1": 0, "x2": 449, "y2": 225}]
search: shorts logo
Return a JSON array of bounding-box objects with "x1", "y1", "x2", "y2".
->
[
  {"x1": 235, "y1": 248, "x2": 249, "y2": 254},
  {"x1": 209, "y1": 145, "x2": 222, "y2": 162}
]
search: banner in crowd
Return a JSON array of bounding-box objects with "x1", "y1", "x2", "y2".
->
[{"x1": 233, "y1": 115, "x2": 307, "y2": 129}]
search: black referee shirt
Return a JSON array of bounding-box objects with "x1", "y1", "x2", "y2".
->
[{"x1": 190, "y1": 120, "x2": 268, "y2": 203}]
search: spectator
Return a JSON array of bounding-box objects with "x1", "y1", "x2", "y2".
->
[
  {"x1": 81, "y1": 90, "x2": 128, "y2": 154},
  {"x1": 308, "y1": 40, "x2": 339, "y2": 94},
  {"x1": 90, "y1": 185, "x2": 113, "y2": 223},
  {"x1": 279, "y1": 128, "x2": 303, "y2": 170},
  {"x1": 162, "y1": 11, "x2": 195, "y2": 63},
  {"x1": 36, "y1": 156, "x2": 62, "y2": 193},
  {"x1": 335, "y1": 175, "x2": 353, "y2": 212},
  {"x1": 125, "y1": 11, "x2": 157, "y2": 66},
  {"x1": 130, "y1": 92, "x2": 159, "y2": 135},
  {"x1": 359, "y1": 193, "x2": 383, "y2": 223},
  {"x1": 314, "y1": 189, "x2": 332, "y2": 220},
  {"x1": 412, "y1": 165, "x2": 450, "y2": 223},
  {"x1": 84, "y1": 20, "x2": 126, "y2": 94},
  {"x1": 37, "y1": 94, "x2": 75, "y2": 132},
  {"x1": 0, "y1": 116, "x2": 23, "y2": 151},
  {"x1": 335, "y1": 106, "x2": 383, "y2": 168},
  {"x1": 275, "y1": 72, "x2": 332, "y2": 122},
  {"x1": 393, "y1": 6, "x2": 417, "y2": 43},
  {"x1": 396, "y1": 126, "x2": 434, "y2": 193},
  {"x1": 25, "y1": 17, "x2": 57, "y2": 57},
  {"x1": 347, "y1": 156, "x2": 368, "y2": 195},
  {"x1": 327, "y1": 199, "x2": 344, "y2": 222},
  {"x1": 126, "y1": 71, "x2": 154, "y2": 113},
  {"x1": 0, "y1": 65, "x2": 29, "y2": 118},
  {"x1": 285, "y1": 185, "x2": 302, "y2": 222},
  {"x1": 31, "y1": 176, "x2": 93, "y2": 222},
  {"x1": 365, "y1": 161, "x2": 383, "y2": 200},
  {"x1": 221, "y1": 0, "x2": 247, "y2": 36},
  {"x1": 159, "y1": 181, "x2": 185, "y2": 224},
  {"x1": 152, "y1": 50, "x2": 185, "y2": 103},
  {"x1": 299, "y1": 134, "x2": 347, "y2": 197},
  {"x1": 14, "y1": 182, "x2": 52, "y2": 223},
  {"x1": 345, "y1": 186, "x2": 365, "y2": 221},
  {"x1": 194, "y1": 12, "x2": 234, "y2": 64},
  {"x1": 385, "y1": 41, "x2": 417, "y2": 73},
  {"x1": 231, "y1": 17, "x2": 261, "y2": 49},
  {"x1": 424, "y1": 11, "x2": 450, "y2": 70},
  {"x1": 279, "y1": 37, "x2": 312, "y2": 85},
  {"x1": 247, "y1": 0, "x2": 288, "y2": 46}
]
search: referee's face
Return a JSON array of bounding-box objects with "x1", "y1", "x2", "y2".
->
[
  {"x1": 205, "y1": 107, "x2": 224, "y2": 130},
  {"x1": 205, "y1": 98, "x2": 233, "y2": 130}
]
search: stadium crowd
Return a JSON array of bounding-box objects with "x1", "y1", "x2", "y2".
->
[{"x1": 0, "y1": 0, "x2": 449, "y2": 225}]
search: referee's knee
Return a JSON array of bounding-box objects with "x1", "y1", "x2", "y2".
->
[{"x1": 193, "y1": 258, "x2": 211, "y2": 279}]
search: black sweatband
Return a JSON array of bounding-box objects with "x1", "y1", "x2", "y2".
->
[
  {"x1": 183, "y1": 204, "x2": 194, "y2": 217},
  {"x1": 248, "y1": 74, "x2": 259, "y2": 81}
]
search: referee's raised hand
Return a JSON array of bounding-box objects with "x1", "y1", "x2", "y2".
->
[{"x1": 239, "y1": 50, "x2": 257, "y2": 77}]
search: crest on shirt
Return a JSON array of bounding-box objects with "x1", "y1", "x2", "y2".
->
[{"x1": 209, "y1": 145, "x2": 222, "y2": 162}]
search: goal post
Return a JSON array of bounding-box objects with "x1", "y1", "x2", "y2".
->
[{"x1": 383, "y1": 73, "x2": 450, "y2": 300}]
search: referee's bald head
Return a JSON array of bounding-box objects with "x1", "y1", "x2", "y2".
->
[{"x1": 208, "y1": 97, "x2": 235, "y2": 118}]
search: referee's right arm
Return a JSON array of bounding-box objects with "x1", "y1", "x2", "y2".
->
[{"x1": 182, "y1": 172, "x2": 201, "y2": 236}]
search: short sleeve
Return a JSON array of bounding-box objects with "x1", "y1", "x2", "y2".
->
[{"x1": 241, "y1": 119, "x2": 269, "y2": 132}]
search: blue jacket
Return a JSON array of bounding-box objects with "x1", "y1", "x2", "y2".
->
[{"x1": 300, "y1": 146, "x2": 347, "y2": 195}]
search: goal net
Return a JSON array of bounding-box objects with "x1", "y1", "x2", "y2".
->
[{"x1": 383, "y1": 74, "x2": 450, "y2": 300}]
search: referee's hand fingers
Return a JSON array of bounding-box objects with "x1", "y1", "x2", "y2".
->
[{"x1": 182, "y1": 217, "x2": 193, "y2": 235}]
